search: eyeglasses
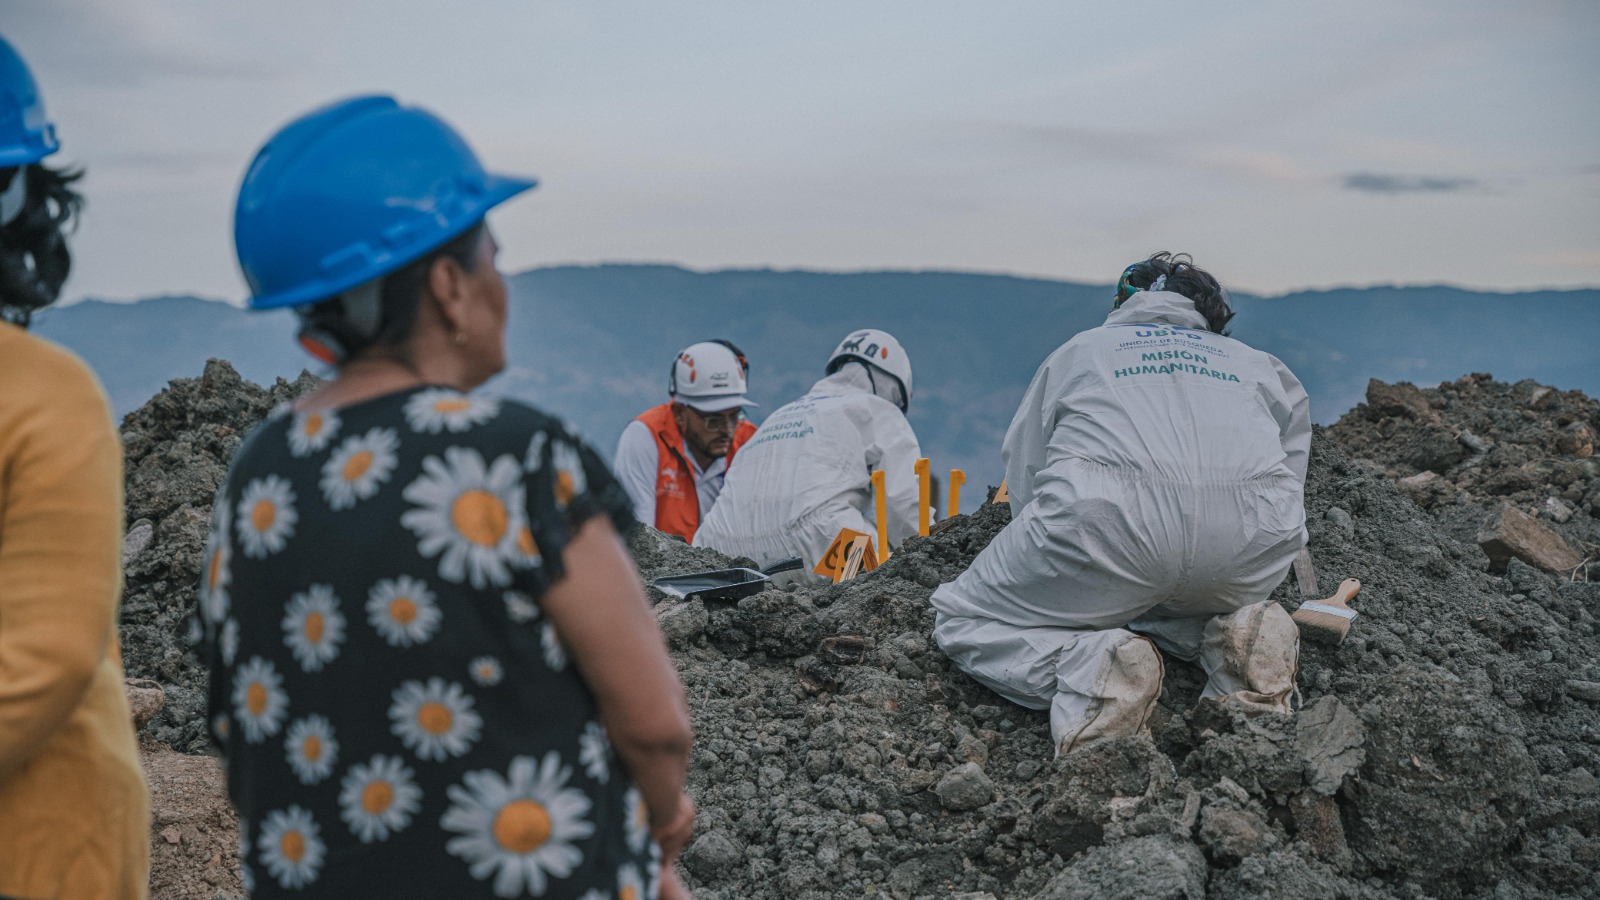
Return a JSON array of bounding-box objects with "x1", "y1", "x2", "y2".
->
[{"x1": 687, "y1": 408, "x2": 743, "y2": 431}]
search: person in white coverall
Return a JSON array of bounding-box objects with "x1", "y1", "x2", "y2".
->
[
  {"x1": 931, "y1": 253, "x2": 1311, "y2": 756},
  {"x1": 694, "y1": 329, "x2": 922, "y2": 580}
]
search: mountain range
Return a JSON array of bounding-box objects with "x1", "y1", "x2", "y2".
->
[{"x1": 32, "y1": 265, "x2": 1600, "y2": 488}]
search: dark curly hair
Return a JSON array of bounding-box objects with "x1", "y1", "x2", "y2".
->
[
  {"x1": 0, "y1": 163, "x2": 85, "y2": 328},
  {"x1": 1115, "y1": 251, "x2": 1234, "y2": 335}
]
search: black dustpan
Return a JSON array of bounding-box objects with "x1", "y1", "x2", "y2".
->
[{"x1": 651, "y1": 556, "x2": 804, "y2": 602}]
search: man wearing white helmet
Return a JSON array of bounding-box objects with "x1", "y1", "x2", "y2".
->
[
  {"x1": 931, "y1": 253, "x2": 1309, "y2": 758},
  {"x1": 615, "y1": 340, "x2": 759, "y2": 541},
  {"x1": 694, "y1": 329, "x2": 922, "y2": 579}
]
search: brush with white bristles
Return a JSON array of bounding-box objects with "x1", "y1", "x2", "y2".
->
[{"x1": 1293, "y1": 578, "x2": 1361, "y2": 645}]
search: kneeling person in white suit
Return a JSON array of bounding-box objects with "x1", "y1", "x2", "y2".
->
[
  {"x1": 694, "y1": 329, "x2": 921, "y2": 581},
  {"x1": 931, "y1": 253, "x2": 1311, "y2": 756}
]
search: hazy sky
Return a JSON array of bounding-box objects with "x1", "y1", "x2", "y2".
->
[{"x1": 5, "y1": 1, "x2": 1598, "y2": 302}]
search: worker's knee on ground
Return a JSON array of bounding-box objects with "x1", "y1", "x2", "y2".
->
[
  {"x1": 1205, "y1": 601, "x2": 1299, "y2": 714},
  {"x1": 1054, "y1": 634, "x2": 1163, "y2": 756}
]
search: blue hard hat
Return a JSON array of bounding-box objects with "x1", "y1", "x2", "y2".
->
[
  {"x1": 0, "y1": 36, "x2": 61, "y2": 167},
  {"x1": 234, "y1": 95, "x2": 536, "y2": 310}
]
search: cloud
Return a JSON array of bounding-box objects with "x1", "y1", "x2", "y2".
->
[{"x1": 1340, "y1": 173, "x2": 1483, "y2": 194}]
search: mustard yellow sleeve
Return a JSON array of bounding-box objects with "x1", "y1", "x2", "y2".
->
[{"x1": 0, "y1": 333, "x2": 125, "y2": 781}]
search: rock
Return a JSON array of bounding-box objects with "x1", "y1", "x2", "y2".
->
[
  {"x1": 934, "y1": 761, "x2": 994, "y2": 811},
  {"x1": 683, "y1": 830, "x2": 743, "y2": 877},
  {"x1": 125, "y1": 678, "x2": 166, "y2": 731},
  {"x1": 1031, "y1": 834, "x2": 1207, "y2": 899},
  {"x1": 1557, "y1": 422, "x2": 1594, "y2": 458},
  {"x1": 1365, "y1": 379, "x2": 1431, "y2": 420},
  {"x1": 818, "y1": 634, "x2": 866, "y2": 664},
  {"x1": 121, "y1": 519, "x2": 155, "y2": 566},
  {"x1": 1198, "y1": 803, "x2": 1277, "y2": 862},
  {"x1": 1399, "y1": 471, "x2": 1441, "y2": 491},
  {"x1": 1543, "y1": 496, "x2": 1575, "y2": 523},
  {"x1": 1476, "y1": 503, "x2": 1585, "y2": 573},
  {"x1": 655, "y1": 599, "x2": 708, "y2": 648},
  {"x1": 1459, "y1": 430, "x2": 1490, "y2": 454},
  {"x1": 1288, "y1": 791, "x2": 1352, "y2": 870},
  {"x1": 1295, "y1": 696, "x2": 1366, "y2": 795},
  {"x1": 1324, "y1": 507, "x2": 1355, "y2": 538},
  {"x1": 1568, "y1": 680, "x2": 1600, "y2": 703}
]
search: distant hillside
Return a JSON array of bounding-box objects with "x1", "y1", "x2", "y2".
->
[{"x1": 33, "y1": 266, "x2": 1600, "y2": 486}]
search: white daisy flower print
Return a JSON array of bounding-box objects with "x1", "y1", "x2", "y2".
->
[
  {"x1": 200, "y1": 498, "x2": 232, "y2": 624},
  {"x1": 389, "y1": 678, "x2": 482, "y2": 762},
  {"x1": 469, "y1": 656, "x2": 504, "y2": 687},
  {"x1": 321, "y1": 426, "x2": 400, "y2": 511},
  {"x1": 624, "y1": 786, "x2": 649, "y2": 855},
  {"x1": 220, "y1": 618, "x2": 239, "y2": 666},
  {"x1": 524, "y1": 430, "x2": 548, "y2": 472},
  {"x1": 440, "y1": 752, "x2": 596, "y2": 897},
  {"x1": 578, "y1": 722, "x2": 610, "y2": 784},
  {"x1": 577, "y1": 891, "x2": 606, "y2": 900},
  {"x1": 366, "y1": 575, "x2": 442, "y2": 647},
  {"x1": 258, "y1": 805, "x2": 325, "y2": 890},
  {"x1": 551, "y1": 440, "x2": 588, "y2": 509},
  {"x1": 284, "y1": 715, "x2": 338, "y2": 785},
  {"x1": 212, "y1": 712, "x2": 231, "y2": 743},
  {"x1": 404, "y1": 388, "x2": 500, "y2": 434},
  {"x1": 401, "y1": 447, "x2": 529, "y2": 589},
  {"x1": 515, "y1": 521, "x2": 544, "y2": 570},
  {"x1": 541, "y1": 622, "x2": 568, "y2": 672},
  {"x1": 282, "y1": 584, "x2": 346, "y2": 673},
  {"x1": 238, "y1": 819, "x2": 254, "y2": 895},
  {"x1": 233, "y1": 656, "x2": 288, "y2": 743},
  {"x1": 339, "y1": 754, "x2": 423, "y2": 844},
  {"x1": 504, "y1": 591, "x2": 539, "y2": 624},
  {"x1": 237, "y1": 475, "x2": 297, "y2": 559},
  {"x1": 617, "y1": 862, "x2": 647, "y2": 900},
  {"x1": 288, "y1": 408, "x2": 341, "y2": 457}
]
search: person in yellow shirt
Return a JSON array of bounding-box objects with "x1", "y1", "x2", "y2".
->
[{"x1": 0, "y1": 36, "x2": 150, "y2": 900}]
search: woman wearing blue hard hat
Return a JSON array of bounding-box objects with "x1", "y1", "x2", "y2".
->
[
  {"x1": 0, "y1": 35, "x2": 152, "y2": 900},
  {"x1": 201, "y1": 95, "x2": 695, "y2": 898}
]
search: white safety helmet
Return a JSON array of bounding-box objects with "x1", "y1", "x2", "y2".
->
[
  {"x1": 669, "y1": 340, "x2": 757, "y2": 413},
  {"x1": 826, "y1": 328, "x2": 913, "y2": 412}
]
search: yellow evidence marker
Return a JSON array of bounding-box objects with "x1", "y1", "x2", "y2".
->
[{"x1": 813, "y1": 527, "x2": 880, "y2": 582}]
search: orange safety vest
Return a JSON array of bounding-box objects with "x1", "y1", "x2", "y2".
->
[{"x1": 635, "y1": 403, "x2": 757, "y2": 542}]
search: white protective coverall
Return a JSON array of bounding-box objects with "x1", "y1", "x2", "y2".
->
[
  {"x1": 694, "y1": 365, "x2": 921, "y2": 579},
  {"x1": 930, "y1": 290, "x2": 1311, "y2": 753}
]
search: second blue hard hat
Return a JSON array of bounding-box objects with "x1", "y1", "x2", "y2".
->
[
  {"x1": 0, "y1": 35, "x2": 61, "y2": 167},
  {"x1": 234, "y1": 95, "x2": 536, "y2": 310}
]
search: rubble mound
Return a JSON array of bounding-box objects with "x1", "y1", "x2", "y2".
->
[
  {"x1": 636, "y1": 428, "x2": 1600, "y2": 899},
  {"x1": 118, "y1": 358, "x2": 319, "y2": 751},
  {"x1": 1326, "y1": 375, "x2": 1599, "y2": 575},
  {"x1": 119, "y1": 364, "x2": 1600, "y2": 899}
]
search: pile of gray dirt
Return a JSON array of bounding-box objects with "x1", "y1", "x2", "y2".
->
[
  {"x1": 640, "y1": 430, "x2": 1598, "y2": 899},
  {"x1": 1325, "y1": 374, "x2": 1599, "y2": 574},
  {"x1": 118, "y1": 358, "x2": 319, "y2": 751},
  {"x1": 120, "y1": 363, "x2": 1599, "y2": 899}
]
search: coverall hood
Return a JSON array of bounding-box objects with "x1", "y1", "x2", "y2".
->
[{"x1": 1104, "y1": 290, "x2": 1210, "y2": 330}]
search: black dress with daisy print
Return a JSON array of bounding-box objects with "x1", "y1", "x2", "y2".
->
[{"x1": 195, "y1": 386, "x2": 660, "y2": 899}]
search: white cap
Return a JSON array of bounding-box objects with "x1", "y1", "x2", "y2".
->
[{"x1": 670, "y1": 341, "x2": 756, "y2": 412}]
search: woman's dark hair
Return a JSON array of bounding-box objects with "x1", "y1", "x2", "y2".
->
[
  {"x1": 0, "y1": 164, "x2": 85, "y2": 328},
  {"x1": 296, "y1": 220, "x2": 487, "y2": 362},
  {"x1": 1117, "y1": 251, "x2": 1234, "y2": 335}
]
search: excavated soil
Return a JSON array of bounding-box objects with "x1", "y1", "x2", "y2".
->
[
  {"x1": 119, "y1": 363, "x2": 1599, "y2": 899},
  {"x1": 1325, "y1": 374, "x2": 1599, "y2": 570}
]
